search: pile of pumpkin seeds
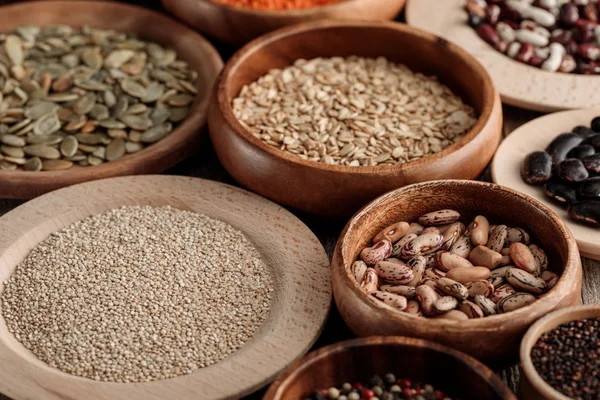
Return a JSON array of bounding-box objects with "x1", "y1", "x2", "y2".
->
[{"x1": 0, "y1": 25, "x2": 197, "y2": 172}]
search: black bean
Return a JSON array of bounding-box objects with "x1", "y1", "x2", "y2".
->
[
  {"x1": 591, "y1": 116, "x2": 600, "y2": 132},
  {"x1": 582, "y1": 134, "x2": 600, "y2": 150},
  {"x1": 467, "y1": 12, "x2": 484, "y2": 28},
  {"x1": 522, "y1": 151, "x2": 553, "y2": 184},
  {"x1": 580, "y1": 177, "x2": 600, "y2": 199},
  {"x1": 568, "y1": 201, "x2": 600, "y2": 225},
  {"x1": 544, "y1": 180, "x2": 579, "y2": 203},
  {"x1": 559, "y1": 3, "x2": 579, "y2": 26},
  {"x1": 583, "y1": 153, "x2": 600, "y2": 173},
  {"x1": 567, "y1": 144, "x2": 595, "y2": 160},
  {"x1": 558, "y1": 158, "x2": 589, "y2": 182},
  {"x1": 546, "y1": 133, "x2": 584, "y2": 165},
  {"x1": 572, "y1": 125, "x2": 597, "y2": 139}
]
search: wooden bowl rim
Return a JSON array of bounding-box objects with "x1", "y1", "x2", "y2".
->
[
  {"x1": 0, "y1": 1, "x2": 224, "y2": 194},
  {"x1": 194, "y1": 0, "x2": 403, "y2": 16},
  {"x1": 406, "y1": 0, "x2": 600, "y2": 112},
  {"x1": 216, "y1": 19, "x2": 497, "y2": 175},
  {"x1": 519, "y1": 304, "x2": 600, "y2": 400},
  {"x1": 264, "y1": 336, "x2": 517, "y2": 400},
  {"x1": 335, "y1": 179, "x2": 581, "y2": 328},
  {"x1": 0, "y1": 175, "x2": 332, "y2": 400}
]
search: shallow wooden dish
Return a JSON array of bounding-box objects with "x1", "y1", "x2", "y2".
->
[
  {"x1": 0, "y1": 1, "x2": 223, "y2": 200},
  {"x1": 162, "y1": 0, "x2": 406, "y2": 46},
  {"x1": 520, "y1": 305, "x2": 600, "y2": 400},
  {"x1": 492, "y1": 107, "x2": 600, "y2": 260},
  {"x1": 406, "y1": 0, "x2": 600, "y2": 112},
  {"x1": 208, "y1": 20, "x2": 503, "y2": 217},
  {"x1": 0, "y1": 175, "x2": 331, "y2": 400},
  {"x1": 264, "y1": 336, "x2": 516, "y2": 400},
  {"x1": 331, "y1": 180, "x2": 582, "y2": 364}
]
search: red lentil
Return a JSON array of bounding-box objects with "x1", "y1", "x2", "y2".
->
[{"x1": 216, "y1": 0, "x2": 344, "y2": 10}]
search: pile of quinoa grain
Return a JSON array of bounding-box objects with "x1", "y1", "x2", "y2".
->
[
  {"x1": 1, "y1": 205, "x2": 273, "y2": 383},
  {"x1": 232, "y1": 56, "x2": 477, "y2": 167}
]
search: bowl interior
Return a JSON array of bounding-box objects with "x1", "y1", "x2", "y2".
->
[
  {"x1": 342, "y1": 180, "x2": 570, "y2": 304},
  {"x1": 223, "y1": 24, "x2": 488, "y2": 116},
  {"x1": 271, "y1": 338, "x2": 512, "y2": 399}
]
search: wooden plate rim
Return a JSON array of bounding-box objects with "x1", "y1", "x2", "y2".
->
[
  {"x1": 0, "y1": 175, "x2": 331, "y2": 400},
  {"x1": 216, "y1": 19, "x2": 498, "y2": 175}
]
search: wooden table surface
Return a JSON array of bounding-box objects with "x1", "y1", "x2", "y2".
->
[{"x1": 0, "y1": 1, "x2": 598, "y2": 399}]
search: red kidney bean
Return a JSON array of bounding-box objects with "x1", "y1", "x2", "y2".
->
[
  {"x1": 584, "y1": 3, "x2": 598, "y2": 22},
  {"x1": 578, "y1": 43, "x2": 600, "y2": 60},
  {"x1": 529, "y1": 55, "x2": 545, "y2": 67},
  {"x1": 516, "y1": 42, "x2": 534, "y2": 62},
  {"x1": 477, "y1": 23, "x2": 500, "y2": 45},
  {"x1": 559, "y1": 3, "x2": 579, "y2": 26},
  {"x1": 559, "y1": 55, "x2": 577, "y2": 72},
  {"x1": 486, "y1": 4, "x2": 501, "y2": 24}
]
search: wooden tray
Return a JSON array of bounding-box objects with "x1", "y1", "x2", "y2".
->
[
  {"x1": 0, "y1": 1, "x2": 223, "y2": 199},
  {"x1": 492, "y1": 107, "x2": 600, "y2": 260},
  {"x1": 406, "y1": 0, "x2": 600, "y2": 112},
  {"x1": 0, "y1": 175, "x2": 331, "y2": 400}
]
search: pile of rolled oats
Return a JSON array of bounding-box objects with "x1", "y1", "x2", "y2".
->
[{"x1": 232, "y1": 56, "x2": 477, "y2": 167}]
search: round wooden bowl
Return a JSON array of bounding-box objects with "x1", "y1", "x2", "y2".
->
[
  {"x1": 161, "y1": 0, "x2": 406, "y2": 46},
  {"x1": 208, "y1": 20, "x2": 503, "y2": 217},
  {"x1": 0, "y1": 1, "x2": 223, "y2": 200},
  {"x1": 0, "y1": 175, "x2": 331, "y2": 400},
  {"x1": 519, "y1": 305, "x2": 600, "y2": 400},
  {"x1": 331, "y1": 180, "x2": 583, "y2": 365},
  {"x1": 264, "y1": 336, "x2": 517, "y2": 400},
  {"x1": 492, "y1": 107, "x2": 600, "y2": 260},
  {"x1": 406, "y1": 0, "x2": 600, "y2": 112}
]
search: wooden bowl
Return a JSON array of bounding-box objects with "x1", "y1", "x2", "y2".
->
[
  {"x1": 406, "y1": 0, "x2": 600, "y2": 112},
  {"x1": 331, "y1": 180, "x2": 583, "y2": 364},
  {"x1": 264, "y1": 336, "x2": 517, "y2": 400},
  {"x1": 0, "y1": 1, "x2": 223, "y2": 200},
  {"x1": 0, "y1": 175, "x2": 331, "y2": 400},
  {"x1": 161, "y1": 0, "x2": 406, "y2": 46},
  {"x1": 519, "y1": 305, "x2": 600, "y2": 400},
  {"x1": 492, "y1": 106, "x2": 600, "y2": 260},
  {"x1": 208, "y1": 20, "x2": 503, "y2": 217}
]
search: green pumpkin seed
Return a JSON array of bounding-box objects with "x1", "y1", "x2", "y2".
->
[
  {"x1": 106, "y1": 138, "x2": 125, "y2": 161},
  {"x1": 26, "y1": 133, "x2": 64, "y2": 145},
  {"x1": 168, "y1": 107, "x2": 189, "y2": 123},
  {"x1": 5, "y1": 35, "x2": 23, "y2": 66},
  {"x1": 167, "y1": 94, "x2": 194, "y2": 107},
  {"x1": 141, "y1": 123, "x2": 172, "y2": 143},
  {"x1": 25, "y1": 102, "x2": 59, "y2": 120},
  {"x1": 125, "y1": 141, "x2": 143, "y2": 153},
  {"x1": 141, "y1": 82, "x2": 164, "y2": 103},
  {"x1": 78, "y1": 159, "x2": 90, "y2": 167},
  {"x1": 81, "y1": 47, "x2": 102, "y2": 70},
  {"x1": 98, "y1": 119, "x2": 126, "y2": 129},
  {"x1": 120, "y1": 79, "x2": 146, "y2": 98},
  {"x1": 77, "y1": 144, "x2": 98, "y2": 153},
  {"x1": 24, "y1": 144, "x2": 61, "y2": 159},
  {"x1": 0, "y1": 160, "x2": 17, "y2": 170},
  {"x1": 75, "y1": 133, "x2": 105, "y2": 145},
  {"x1": 66, "y1": 153, "x2": 86, "y2": 162},
  {"x1": 33, "y1": 113, "x2": 61, "y2": 135},
  {"x1": 92, "y1": 147, "x2": 106, "y2": 159},
  {"x1": 4, "y1": 156, "x2": 26, "y2": 165},
  {"x1": 178, "y1": 80, "x2": 198, "y2": 94},
  {"x1": 8, "y1": 118, "x2": 32, "y2": 134},
  {"x1": 1, "y1": 134, "x2": 25, "y2": 147},
  {"x1": 104, "y1": 49, "x2": 135, "y2": 69},
  {"x1": 73, "y1": 93, "x2": 97, "y2": 115},
  {"x1": 74, "y1": 79, "x2": 108, "y2": 91},
  {"x1": 87, "y1": 155, "x2": 103, "y2": 166},
  {"x1": 120, "y1": 115, "x2": 152, "y2": 131},
  {"x1": 112, "y1": 96, "x2": 129, "y2": 119},
  {"x1": 1, "y1": 145, "x2": 25, "y2": 158},
  {"x1": 23, "y1": 157, "x2": 42, "y2": 171},
  {"x1": 107, "y1": 129, "x2": 128, "y2": 139},
  {"x1": 42, "y1": 159, "x2": 73, "y2": 171},
  {"x1": 150, "y1": 104, "x2": 171, "y2": 126},
  {"x1": 125, "y1": 103, "x2": 147, "y2": 115},
  {"x1": 60, "y1": 136, "x2": 78, "y2": 157},
  {"x1": 89, "y1": 104, "x2": 109, "y2": 120},
  {"x1": 103, "y1": 90, "x2": 117, "y2": 108},
  {"x1": 46, "y1": 93, "x2": 79, "y2": 102},
  {"x1": 128, "y1": 130, "x2": 142, "y2": 143}
]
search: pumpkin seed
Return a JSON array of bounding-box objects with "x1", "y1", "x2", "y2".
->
[
  {"x1": 25, "y1": 102, "x2": 59, "y2": 120},
  {"x1": 1, "y1": 134, "x2": 26, "y2": 147},
  {"x1": 125, "y1": 103, "x2": 147, "y2": 115},
  {"x1": 5, "y1": 35, "x2": 23, "y2": 66},
  {"x1": 103, "y1": 90, "x2": 117, "y2": 108},
  {"x1": 26, "y1": 133, "x2": 64, "y2": 145},
  {"x1": 87, "y1": 155, "x2": 103, "y2": 166},
  {"x1": 106, "y1": 138, "x2": 125, "y2": 161},
  {"x1": 142, "y1": 82, "x2": 164, "y2": 103},
  {"x1": 89, "y1": 104, "x2": 109, "y2": 120},
  {"x1": 98, "y1": 119, "x2": 126, "y2": 129},
  {"x1": 141, "y1": 123, "x2": 172, "y2": 143},
  {"x1": 150, "y1": 104, "x2": 171, "y2": 125},
  {"x1": 46, "y1": 93, "x2": 79, "y2": 102},
  {"x1": 42, "y1": 159, "x2": 73, "y2": 171},
  {"x1": 24, "y1": 144, "x2": 61, "y2": 159},
  {"x1": 75, "y1": 133, "x2": 105, "y2": 145},
  {"x1": 73, "y1": 93, "x2": 96, "y2": 115},
  {"x1": 168, "y1": 107, "x2": 189, "y2": 123},
  {"x1": 125, "y1": 141, "x2": 143, "y2": 153},
  {"x1": 1, "y1": 145, "x2": 25, "y2": 158},
  {"x1": 92, "y1": 147, "x2": 106, "y2": 160},
  {"x1": 128, "y1": 130, "x2": 142, "y2": 143},
  {"x1": 112, "y1": 96, "x2": 129, "y2": 119},
  {"x1": 33, "y1": 113, "x2": 61, "y2": 135},
  {"x1": 64, "y1": 115, "x2": 87, "y2": 132},
  {"x1": 7, "y1": 118, "x2": 32, "y2": 134},
  {"x1": 4, "y1": 156, "x2": 27, "y2": 165},
  {"x1": 120, "y1": 115, "x2": 152, "y2": 131},
  {"x1": 74, "y1": 79, "x2": 108, "y2": 91},
  {"x1": 23, "y1": 157, "x2": 42, "y2": 171},
  {"x1": 167, "y1": 94, "x2": 194, "y2": 107},
  {"x1": 81, "y1": 47, "x2": 102, "y2": 70},
  {"x1": 60, "y1": 136, "x2": 78, "y2": 157},
  {"x1": 120, "y1": 79, "x2": 146, "y2": 98},
  {"x1": 0, "y1": 160, "x2": 17, "y2": 170},
  {"x1": 77, "y1": 144, "x2": 98, "y2": 153},
  {"x1": 107, "y1": 129, "x2": 128, "y2": 139},
  {"x1": 104, "y1": 49, "x2": 135, "y2": 69}
]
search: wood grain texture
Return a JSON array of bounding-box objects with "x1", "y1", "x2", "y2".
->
[
  {"x1": 519, "y1": 305, "x2": 600, "y2": 400},
  {"x1": 331, "y1": 180, "x2": 582, "y2": 365},
  {"x1": 161, "y1": 0, "x2": 406, "y2": 46},
  {"x1": 492, "y1": 107, "x2": 600, "y2": 260},
  {"x1": 0, "y1": 1, "x2": 223, "y2": 199},
  {"x1": 0, "y1": 175, "x2": 331, "y2": 400},
  {"x1": 264, "y1": 336, "x2": 516, "y2": 400},
  {"x1": 406, "y1": 0, "x2": 600, "y2": 112},
  {"x1": 209, "y1": 20, "x2": 503, "y2": 216}
]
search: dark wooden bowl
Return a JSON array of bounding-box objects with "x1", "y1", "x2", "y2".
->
[
  {"x1": 331, "y1": 180, "x2": 582, "y2": 365},
  {"x1": 264, "y1": 336, "x2": 517, "y2": 400},
  {"x1": 208, "y1": 20, "x2": 503, "y2": 217},
  {"x1": 519, "y1": 305, "x2": 600, "y2": 400},
  {"x1": 162, "y1": 0, "x2": 406, "y2": 46},
  {"x1": 0, "y1": 1, "x2": 223, "y2": 199}
]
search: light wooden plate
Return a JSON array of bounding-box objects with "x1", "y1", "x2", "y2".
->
[
  {"x1": 0, "y1": 1, "x2": 223, "y2": 199},
  {"x1": 0, "y1": 175, "x2": 331, "y2": 400},
  {"x1": 491, "y1": 107, "x2": 600, "y2": 260},
  {"x1": 406, "y1": 0, "x2": 600, "y2": 112}
]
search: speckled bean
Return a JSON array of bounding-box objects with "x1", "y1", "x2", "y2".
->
[
  {"x1": 373, "y1": 221, "x2": 410, "y2": 244},
  {"x1": 445, "y1": 266, "x2": 492, "y2": 284},
  {"x1": 510, "y1": 242, "x2": 538, "y2": 274},
  {"x1": 360, "y1": 268, "x2": 379, "y2": 293},
  {"x1": 418, "y1": 209, "x2": 461, "y2": 226},
  {"x1": 474, "y1": 294, "x2": 497, "y2": 316},
  {"x1": 416, "y1": 285, "x2": 439, "y2": 316},
  {"x1": 405, "y1": 299, "x2": 422, "y2": 315},
  {"x1": 391, "y1": 233, "x2": 417, "y2": 257},
  {"x1": 400, "y1": 233, "x2": 444, "y2": 259},
  {"x1": 541, "y1": 270, "x2": 559, "y2": 289},
  {"x1": 506, "y1": 267, "x2": 547, "y2": 294},
  {"x1": 360, "y1": 239, "x2": 392, "y2": 265},
  {"x1": 435, "y1": 251, "x2": 474, "y2": 272},
  {"x1": 449, "y1": 233, "x2": 472, "y2": 258},
  {"x1": 433, "y1": 309, "x2": 470, "y2": 320},
  {"x1": 498, "y1": 292, "x2": 536, "y2": 313},
  {"x1": 371, "y1": 291, "x2": 408, "y2": 311},
  {"x1": 470, "y1": 215, "x2": 490, "y2": 246},
  {"x1": 375, "y1": 260, "x2": 414, "y2": 285},
  {"x1": 437, "y1": 277, "x2": 469, "y2": 300},
  {"x1": 352, "y1": 260, "x2": 368, "y2": 284},
  {"x1": 380, "y1": 284, "x2": 416, "y2": 298},
  {"x1": 486, "y1": 225, "x2": 508, "y2": 252},
  {"x1": 434, "y1": 296, "x2": 459, "y2": 313},
  {"x1": 467, "y1": 279, "x2": 495, "y2": 298},
  {"x1": 458, "y1": 300, "x2": 484, "y2": 318},
  {"x1": 468, "y1": 245, "x2": 503, "y2": 269}
]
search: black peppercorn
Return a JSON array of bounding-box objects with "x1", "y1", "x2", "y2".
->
[{"x1": 368, "y1": 375, "x2": 384, "y2": 388}]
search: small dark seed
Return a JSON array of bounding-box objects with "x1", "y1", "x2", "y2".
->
[{"x1": 582, "y1": 133, "x2": 600, "y2": 150}]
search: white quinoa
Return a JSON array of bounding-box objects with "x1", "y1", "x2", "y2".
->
[{"x1": 1, "y1": 205, "x2": 273, "y2": 382}]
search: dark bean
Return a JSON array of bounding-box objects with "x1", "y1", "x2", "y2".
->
[
  {"x1": 499, "y1": 7, "x2": 520, "y2": 22},
  {"x1": 582, "y1": 133, "x2": 600, "y2": 150},
  {"x1": 574, "y1": 25, "x2": 594, "y2": 43},
  {"x1": 468, "y1": 13, "x2": 484, "y2": 28},
  {"x1": 477, "y1": 24, "x2": 500, "y2": 45},
  {"x1": 559, "y1": 3, "x2": 579, "y2": 26},
  {"x1": 544, "y1": 180, "x2": 579, "y2": 203},
  {"x1": 572, "y1": 125, "x2": 597, "y2": 138},
  {"x1": 567, "y1": 144, "x2": 595, "y2": 160},
  {"x1": 558, "y1": 158, "x2": 589, "y2": 182},
  {"x1": 591, "y1": 116, "x2": 600, "y2": 132},
  {"x1": 568, "y1": 201, "x2": 600, "y2": 225},
  {"x1": 583, "y1": 153, "x2": 600, "y2": 173},
  {"x1": 577, "y1": 60, "x2": 600, "y2": 74},
  {"x1": 522, "y1": 151, "x2": 553, "y2": 184},
  {"x1": 546, "y1": 133, "x2": 584, "y2": 165},
  {"x1": 579, "y1": 177, "x2": 600, "y2": 198}
]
